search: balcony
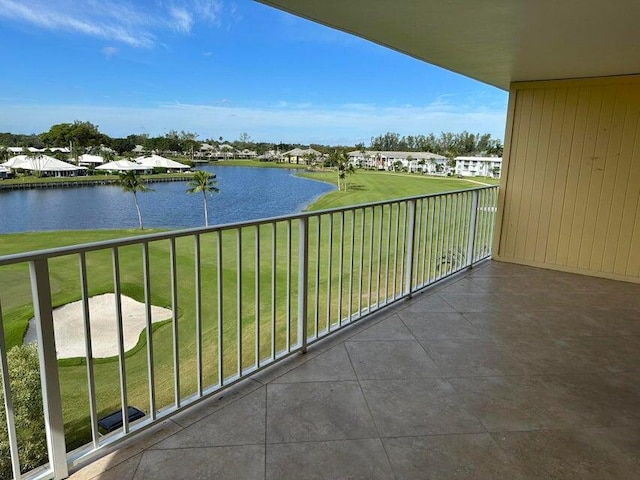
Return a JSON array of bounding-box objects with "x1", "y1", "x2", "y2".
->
[
  {"x1": 2, "y1": 185, "x2": 640, "y2": 479},
  {"x1": 67, "y1": 260, "x2": 640, "y2": 479}
]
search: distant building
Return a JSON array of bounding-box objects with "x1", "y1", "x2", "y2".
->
[
  {"x1": 6, "y1": 146, "x2": 69, "y2": 154},
  {"x1": 237, "y1": 149, "x2": 258, "y2": 159},
  {"x1": 348, "y1": 150, "x2": 448, "y2": 173},
  {"x1": 257, "y1": 150, "x2": 283, "y2": 162},
  {"x1": 2, "y1": 155, "x2": 87, "y2": 177},
  {"x1": 134, "y1": 154, "x2": 191, "y2": 172},
  {"x1": 282, "y1": 148, "x2": 323, "y2": 165},
  {"x1": 454, "y1": 156, "x2": 502, "y2": 178},
  {"x1": 77, "y1": 154, "x2": 105, "y2": 167}
]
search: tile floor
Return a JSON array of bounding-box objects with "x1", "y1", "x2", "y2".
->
[{"x1": 69, "y1": 261, "x2": 640, "y2": 479}]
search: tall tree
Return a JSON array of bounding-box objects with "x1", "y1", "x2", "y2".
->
[
  {"x1": 186, "y1": 171, "x2": 219, "y2": 226},
  {"x1": 41, "y1": 121, "x2": 107, "y2": 148},
  {"x1": 117, "y1": 171, "x2": 152, "y2": 229}
]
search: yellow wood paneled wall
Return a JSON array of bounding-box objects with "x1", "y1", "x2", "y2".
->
[{"x1": 494, "y1": 75, "x2": 640, "y2": 282}]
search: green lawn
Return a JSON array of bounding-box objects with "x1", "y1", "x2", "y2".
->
[
  {"x1": 298, "y1": 170, "x2": 480, "y2": 209},
  {"x1": 0, "y1": 170, "x2": 491, "y2": 453}
]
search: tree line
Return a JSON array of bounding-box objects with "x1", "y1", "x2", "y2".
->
[
  {"x1": 368, "y1": 131, "x2": 503, "y2": 157},
  {"x1": 1, "y1": 122, "x2": 502, "y2": 159},
  {"x1": 0, "y1": 122, "x2": 338, "y2": 157}
]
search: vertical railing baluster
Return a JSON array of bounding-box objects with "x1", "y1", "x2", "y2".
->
[
  {"x1": 463, "y1": 192, "x2": 472, "y2": 266},
  {"x1": 482, "y1": 189, "x2": 490, "y2": 260},
  {"x1": 314, "y1": 216, "x2": 321, "y2": 338},
  {"x1": 399, "y1": 203, "x2": 407, "y2": 296},
  {"x1": 476, "y1": 191, "x2": 486, "y2": 262},
  {"x1": 444, "y1": 195, "x2": 453, "y2": 277},
  {"x1": 376, "y1": 205, "x2": 384, "y2": 308},
  {"x1": 78, "y1": 253, "x2": 99, "y2": 447},
  {"x1": 367, "y1": 207, "x2": 375, "y2": 312},
  {"x1": 169, "y1": 239, "x2": 180, "y2": 408},
  {"x1": 384, "y1": 204, "x2": 392, "y2": 303},
  {"x1": 467, "y1": 189, "x2": 479, "y2": 267},
  {"x1": 460, "y1": 192, "x2": 469, "y2": 270},
  {"x1": 392, "y1": 203, "x2": 400, "y2": 298},
  {"x1": 326, "y1": 213, "x2": 334, "y2": 333},
  {"x1": 420, "y1": 198, "x2": 429, "y2": 286},
  {"x1": 455, "y1": 193, "x2": 462, "y2": 271},
  {"x1": 490, "y1": 188, "x2": 498, "y2": 257},
  {"x1": 194, "y1": 235, "x2": 203, "y2": 396},
  {"x1": 347, "y1": 209, "x2": 356, "y2": 322},
  {"x1": 216, "y1": 231, "x2": 224, "y2": 385},
  {"x1": 431, "y1": 197, "x2": 439, "y2": 281},
  {"x1": 414, "y1": 199, "x2": 422, "y2": 289},
  {"x1": 271, "y1": 223, "x2": 276, "y2": 359},
  {"x1": 111, "y1": 249, "x2": 129, "y2": 433},
  {"x1": 236, "y1": 229, "x2": 243, "y2": 375},
  {"x1": 297, "y1": 217, "x2": 309, "y2": 353},
  {"x1": 428, "y1": 198, "x2": 436, "y2": 282},
  {"x1": 142, "y1": 243, "x2": 156, "y2": 418},
  {"x1": 357, "y1": 208, "x2": 365, "y2": 318},
  {"x1": 286, "y1": 220, "x2": 291, "y2": 351},
  {"x1": 255, "y1": 225, "x2": 260, "y2": 368},
  {"x1": 437, "y1": 196, "x2": 446, "y2": 280},
  {"x1": 449, "y1": 194, "x2": 457, "y2": 273},
  {"x1": 404, "y1": 199, "x2": 417, "y2": 296},
  {"x1": 0, "y1": 303, "x2": 22, "y2": 479},
  {"x1": 453, "y1": 193, "x2": 462, "y2": 272},
  {"x1": 462, "y1": 193, "x2": 469, "y2": 267},
  {"x1": 337, "y1": 211, "x2": 344, "y2": 327}
]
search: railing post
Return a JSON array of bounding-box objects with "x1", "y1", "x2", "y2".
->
[
  {"x1": 297, "y1": 217, "x2": 309, "y2": 353},
  {"x1": 467, "y1": 190, "x2": 480, "y2": 267},
  {"x1": 29, "y1": 259, "x2": 68, "y2": 479},
  {"x1": 404, "y1": 199, "x2": 417, "y2": 296}
]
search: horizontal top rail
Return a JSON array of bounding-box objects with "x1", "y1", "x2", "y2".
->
[{"x1": 0, "y1": 185, "x2": 497, "y2": 266}]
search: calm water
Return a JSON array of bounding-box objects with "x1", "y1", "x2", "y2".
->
[{"x1": 0, "y1": 166, "x2": 335, "y2": 233}]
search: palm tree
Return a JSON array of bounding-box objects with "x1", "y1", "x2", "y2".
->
[
  {"x1": 117, "y1": 171, "x2": 152, "y2": 229},
  {"x1": 186, "y1": 170, "x2": 219, "y2": 226},
  {"x1": 337, "y1": 153, "x2": 355, "y2": 191}
]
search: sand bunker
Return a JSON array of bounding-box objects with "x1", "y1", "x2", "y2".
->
[{"x1": 25, "y1": 294, "x2": 172, "y2": 359}]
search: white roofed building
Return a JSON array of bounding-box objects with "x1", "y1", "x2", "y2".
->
[
  {"x1": 2, "y1": 155, "x2": 86, "y2": 177},
  {"x1": 135, "y1": 154, "x2": 191, "y2": 172},
  {"x1": 96, "y1": 160, "x2": 149, "y2": 173},
  {"x1": 77, "y1": 154, "x2": 105, "y2": 167},
  {"x1": 348, "y1": 150, "x2": 448, "y2": 173},
  {"x1": 454, "y1": 156, "x2": 502, "y2": 178}
]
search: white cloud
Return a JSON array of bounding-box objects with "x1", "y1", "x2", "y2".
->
[
  {"x1": 170, "y1": 7, "x2": 193, "y2": 33},
  {"x1": 102, "y1": 46, "x2": 119, "y2": 58},
  {"x1": 0, "y1": 101, "x2": 507, "y2": 145},
  {"x1": 0, "y1": 0, "x2": 228, "y2": 47},
  {"x1": 193, "y1": 0, "x2": 223, "y2": 23}
]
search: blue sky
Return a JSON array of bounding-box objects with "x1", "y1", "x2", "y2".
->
[{"x1": 0, "y1": 0, "x2": 508, "y2": 145}]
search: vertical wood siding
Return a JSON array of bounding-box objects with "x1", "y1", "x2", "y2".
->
[{"x1": 495, "y1": 75, "x2": 640, "y2": 282}]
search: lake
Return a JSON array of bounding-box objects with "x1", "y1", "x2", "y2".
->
[{"x1": 0, "y1": 166, "x2": 335, "y2": 234}]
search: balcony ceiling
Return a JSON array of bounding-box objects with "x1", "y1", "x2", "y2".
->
[{"x1": 257, "y1": 0, "x2": 640, "y2": 90}]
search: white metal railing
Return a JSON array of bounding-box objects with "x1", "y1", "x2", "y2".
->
[{"x1": 0, "y1": 185, "x2": 498, "y2": 479}]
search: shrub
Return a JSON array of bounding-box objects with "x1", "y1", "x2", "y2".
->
[{"x1": 0, "y1": 344, "x2": 48, "y2": 477}]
